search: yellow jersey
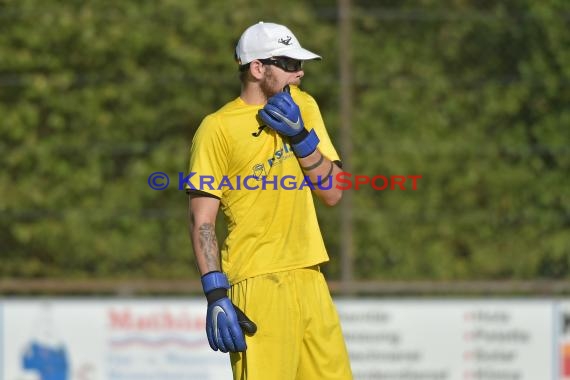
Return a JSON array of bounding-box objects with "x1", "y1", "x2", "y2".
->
[{"x1": 187, "y1": 86, "x2": 340, "y2": 284}]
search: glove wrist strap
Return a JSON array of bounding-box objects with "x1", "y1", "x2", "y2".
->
[
  {"x1": 201, "y1": 271, "x2": 230, "y2": 294},
  {"x1": 205, "y1": 288, "x2": 228, "y2": 304},
  {"x1": 289, "y1": 129, "x2": 309, "y2": 145},
  {"x1": 291, "y1": 129, "x2": 320, "y2": 158}
]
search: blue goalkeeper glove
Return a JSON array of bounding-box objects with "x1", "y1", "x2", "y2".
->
[
  {"x1": 258, "y1": 87, "x2": 320, "y2": 158},
  {"x1": 201, "y1": 271, "x2": 256, "y2": 353}
]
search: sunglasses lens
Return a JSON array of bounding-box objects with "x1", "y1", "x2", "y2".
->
[
  {"x1": 261, "y1": 58, "x2": 303, "y2": 72},
  {"x1": 282, "y1": 58, "x2": 302, "y2": 72},
  {"x1": 289, "y1": 61, "x2": 302, "y2": 71}
]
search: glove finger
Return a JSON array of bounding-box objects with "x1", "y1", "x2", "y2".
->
[
  {"x1": 206, "y1": 324, "x2": 218, "y2": 351},
  {"x1": 267, "y1": 94, "x2": 290, "y2": 112},
  {"x1": 216, "y1": 331, "x2": 228, "y2": 353},
  {"x1": 234, "y1": 304, "x2": 257, "y2": 335},
  {"x1": 267, "y1": 91, "x2": 285, "y2": 104},
  {"x1": 229, "y1": 321, "x2": 247, "y2": 351},
  {"x1": 258, "y1": 109, "x2": 280, "y2": 125},
  {"x1": 274, "y1": 91, "x2": 296, "y2": 108},
  {"x1": 216, "y1": 317, "x2": 230, "y2": 353},
  {"x1": 222, "y1": 326, "x2": 237, "y2": 352},
  {"x1": 280, "y1": 92, "x2": 296, "y2": 108},
  {"x1": 263, "y1": 104, "x2": 287, "y2": 122}
]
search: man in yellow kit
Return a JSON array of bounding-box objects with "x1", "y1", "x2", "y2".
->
[{"x1": 186, "y1": 21, "x2": 353, "y2": 380}]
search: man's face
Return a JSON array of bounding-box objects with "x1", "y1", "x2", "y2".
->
[{"x1": 259, "y1": 59, "x2": 304, "y2": 98}]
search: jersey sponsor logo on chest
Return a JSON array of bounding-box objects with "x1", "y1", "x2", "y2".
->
[
  {"x1": 251, "y1": 143, "x2": 294, "y2": 181},
  {"x1": 267, "y1": 143, "x2": 294, "y2": 168}
]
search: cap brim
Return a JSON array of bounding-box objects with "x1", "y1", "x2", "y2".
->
[{"x1": 274, "y1": 47, "x2": 322, "y2": 61}]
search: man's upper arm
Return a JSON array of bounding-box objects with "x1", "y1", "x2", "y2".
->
[
  {"x1": 185, "y1": 115, "x2": 231, "y2": 198},
  {"x1": 189, "y1": 194, "x2": 220, "y2": 226}
]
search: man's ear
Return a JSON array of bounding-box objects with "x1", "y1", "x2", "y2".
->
[{"x1": 249, "y1": 60, "x2": 265, "y2": 80}]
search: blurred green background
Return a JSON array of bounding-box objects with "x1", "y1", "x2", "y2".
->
[{"x1": 1, "y1": 0, "x2": 568, "y2": 287}]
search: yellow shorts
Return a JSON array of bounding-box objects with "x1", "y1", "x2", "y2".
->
[{"x1": 229, "y1": 266, "x2": 353, "y2": 380}]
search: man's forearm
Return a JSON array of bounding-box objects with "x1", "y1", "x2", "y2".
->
[
  {"x1": 188, "y1": 195, "x2": 222, "y2": 275},
  {"x1": 192, "y1": 222, "x2": 221, "y2": 274},
  {"x1": 297, "y1": 149, "x2": 343, "y2": 206}
]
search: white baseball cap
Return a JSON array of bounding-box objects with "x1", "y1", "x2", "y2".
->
[{"x1": 235, "y1": 21, "x2": 321, "y2": 65}]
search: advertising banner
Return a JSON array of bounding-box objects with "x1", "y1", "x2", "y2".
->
[
  {"x1": 1, "y1": 299, "x2": 231, "y2": 380},
  {"x1": 559, "y1": 303, "x2": 570, "y2": 380},
  {"x1": 0, "y1": 298, "x2": 561, "y2": 380},
  {"x1": 336, "y1": 299, "x2": 555, "y2": 380}
]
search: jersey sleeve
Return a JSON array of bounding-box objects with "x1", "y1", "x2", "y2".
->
[
  {"x1": 292, "y1": 87, "x2": 341, "y2": 163},
  {"x1": 186, "y1": 114, "x2": 231, "y2": 198}
]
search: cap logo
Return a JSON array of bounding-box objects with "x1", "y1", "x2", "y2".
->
[{"x1": 278, "y1": 36, "x2": 293, "y2": 46}]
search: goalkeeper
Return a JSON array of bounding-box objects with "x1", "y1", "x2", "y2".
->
[{"x1": 186, "y1": 21, "x2": 353, "y2": 380}]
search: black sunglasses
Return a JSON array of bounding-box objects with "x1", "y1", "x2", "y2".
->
[{"x1": 259, "y1": 57, "x2": 304, "y2": 72}]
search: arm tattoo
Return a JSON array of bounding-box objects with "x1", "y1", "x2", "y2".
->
[
  {"x1": 311, "y1": 161, "x2": 334, "y2": 186},
  {"x1": 198, "y1": 223, "x2": 220, "y2": 271},
  {"x1": 300, "y1": 153, "x2": 324, "y2": 171}
]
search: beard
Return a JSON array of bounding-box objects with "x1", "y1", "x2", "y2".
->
[{"x1": 260, "y1": 68, "x2": 280, "y2": 99}]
